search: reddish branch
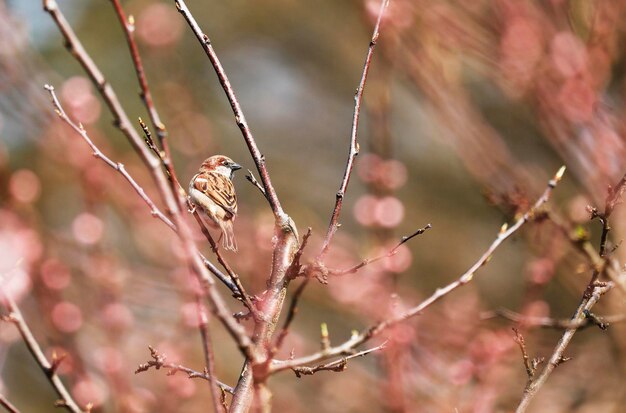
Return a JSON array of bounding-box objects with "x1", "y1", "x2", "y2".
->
[
  {"x1": 319, "y1": 0, "x2": 390, "y2": 258},
  {"x1": 0, "y1": 394, "x2": 20, "y2": 413},
  {"x1": 135, "y1": 346, "x2": 233, "y2": 394},
  {"x1": 195, "y1": 300, "x2": 224, "y2": 413},
  {"x1": 328, "y1": 224, "x2": 432, "y2": 276},
  {"x1": 43, "y1": 86, "x2": 254, "y2": 362},
  {"x1": 44, "y1": 85, "x2": 175, "y2": 232},
  {"x1": 291, "y1": 342, "x2": 387, "y2": 377},
  {"x1": 191, "y1": 210, "x2": 260, "y2": 319},
  {"x1": 514, "y1": 171, "x2": 626, "y2": 412},
  {"x1": 486, "y1": 308, "x2": 625, "y2": 329},
  {"x1": 514, "y1": 282, "x2": 612, "y2": 413},
  {"x1": 270, "y1": 167, "x2": 565, "y2": 374},
  {"x1": 109, "y1": 0, "x2": 170, "y2": 155},
  {"x1": 174, "y1": 0, "x2": 285, "y2": 221},
  {"x1": 1, "y1": 293, "x2": 84, "y2": 413}
]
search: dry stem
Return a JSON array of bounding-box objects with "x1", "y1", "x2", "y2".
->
[
  {"x1": 1, "y1": 293, "x2": 84, "y2": 413},
  {"x1": 319, "y1": 0, "x2": 390, "y2": 258},
  {"x1": 270, "y1": 167, "x2": 564, "y2": 374}
]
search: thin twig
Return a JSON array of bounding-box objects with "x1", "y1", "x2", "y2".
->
[
  {"x1": 174, "y1": 0, "x2": 285, "y2": 221},
  {"x1": 0, "y1": 394, "x2": 21, "y2": 413},
  {"x1": 196, "y1": 299, "x2": 226, "y2": 413},
  {"x1": 109, "y1": 0, "x2": 170, "y2": 155},
  {"x1": 191, "y1": 210, "x2": 260, "y2": 320},
  {"x1": 44, "y1": 85, "x2": 175, "y2": 231},
  {"x1": 1, "y1": 294, "x2": 84, "y2": 413},
  {"x1": 485, "y1": 308, "x2": 626, "y2": 329},
  {"x1": 515, "y1": 171, "x2": 625, "y2": 412},
  {"x1": 318, "y1": 0, "x2": 390, "y2": 259},
  {"x1": 291, "y1": 342, "x2": 387, "y2": 377},
  {"x1": 43, "y1": 85, "x2": 253, "y2": 360},
  {"x1": 512, "y1": 328, "x2": 535, "y2": 380},
  {"x1": 135, "y1": 346, "x2": 234, "y2": 394},
  {"x1": 514, "y1": 282, "x2": 613, "y2": 412},
  {"x1": 270, "y1": 167, "x2": 565, "y2": 374},
  {"x1": 328, "y1": 224, "x2": 432, "y2": 276},
  {"x1": 245, "y1": 170, "x2": 267, "y2": 199},
  {"x1": 45, "y1": 85, "x2": 237, "y2": 295}
]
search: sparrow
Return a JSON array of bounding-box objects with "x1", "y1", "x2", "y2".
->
[{"x1": 189, "y1": 155, "x2": 242, "y2": 251}]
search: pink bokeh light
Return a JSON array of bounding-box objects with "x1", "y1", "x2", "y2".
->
[
  {"x1": 9, "y1": 169, "x2": 41, "y2": 203},
  {"x1": 72, "y1": 212, "x2": 105, "y2": 245},
  {"x1": 51, "y1": 301, "x2": 83, "y2": 333}
]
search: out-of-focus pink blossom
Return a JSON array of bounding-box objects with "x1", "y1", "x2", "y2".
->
[
  {"x1": 9, "y1": 169, "x2": 41, "y2": 203},
  {"x1": 388, "y1": 324, "x2": 416, "y2": 345},
  {"x1": 121, "y1": 388, "x2": 156, "y2": 413},
  {"x1": 523, "y1": 300, "x2": 550, "y2": 319},
  {"x1": 550, "y1": 32, "x2": 588, "y2": 78},
  {"x1": 383, "y1": 244, "x2": 412, "y2": 273},
  {"x1": 136, "y1": 4, "x2": 184, "y2": 48},
  {"x1": 557, "y1": 76, "x2": 595, "y2": 123},
  {"x1": 61, "y1": 76, "x2": 101, "y2": 125},
  {"x1": 167, "y1": 372, "x2": 197, "y2": 399},
  {"x1": 375, "y1": 196, "x2": 404, "y2": 228},
  {"x1": 448, "y1": 359, "x2": 475, "y2": 385},
  {"x1": 72, "y1": 212, "x2": 104, "y2": 245},
  {"x1": 567, "y1": 194, "x2": 592, "y2": 223},
  {"x1": 380, "y1": 160, "x2": 408, "y2": 190},
  {"x1": 525, "y1": 257, "x2": 555, "y2": 284},
  {"x1": 353, "y1": 194, "x2": 378, "y2": 226},
  {"x1": 93, "y1": 346, "x2": 124, "y2": 374},
  {"x1": 40, "y1": 259, "x2": 71, "y2": 290},
  {"x1": 72, "y1": 378, "x2": 108, "y2": 408},
  {"x1": 357, "y1": 154, "x2": 382, "y2": 184},
  {"x1": 51, "y1": 301, "x2": 83, "y2": 333},
  {"x1": 500, "y1": 17, "x2": 544, "y2": 93},
  {"x1": 100, "y1": 302, "x2": 134, "y2": 332},
  {"x1": 180, "y1": 302, "x2": 202, "y2": 328}
]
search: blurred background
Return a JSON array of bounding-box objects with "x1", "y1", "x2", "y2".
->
[{"x1": 2, "y1": 0, "x2": 626, "y2": 412}]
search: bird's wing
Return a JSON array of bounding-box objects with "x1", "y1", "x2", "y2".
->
[{"x1": 193, "y1": 172, "x2": 237, "y2": 217}]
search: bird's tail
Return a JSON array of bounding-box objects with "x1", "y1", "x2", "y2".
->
[{"x1": 219, "y1": 220, "x2": 238, "y2": 252}]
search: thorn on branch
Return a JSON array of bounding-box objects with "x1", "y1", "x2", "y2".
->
[{"x1": 555, "y1": 355, "x2": 573, "y2": 366}]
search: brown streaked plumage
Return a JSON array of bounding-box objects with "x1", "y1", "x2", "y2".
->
[{"x1": 189, "y1": 155, "x2": 242, "y2": 251}]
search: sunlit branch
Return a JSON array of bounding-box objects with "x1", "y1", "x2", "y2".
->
[
  {"x1": 1, "y1": 293, "x2": 84, "y2": 413},
  {"x1": 319, "y1": 0, "x2": 390, "y2": 259},
  {"x1": 270, "y1": 167, "x2": 565, "y2": 374}
]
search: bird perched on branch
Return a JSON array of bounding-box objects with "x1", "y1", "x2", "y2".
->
[{"x1": 189, "y1": 155, "x2": 242, "y2": 251}]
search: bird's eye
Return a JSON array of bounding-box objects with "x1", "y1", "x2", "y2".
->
[{"x1": 222, "y1": 161, "x2": 227, "y2": 166}]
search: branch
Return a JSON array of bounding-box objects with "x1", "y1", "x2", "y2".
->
[
  {"x1": 196, "y1": 300, "x2": 226, "y2": 413},
  {"x1": 1, "y1": 294, "x2": 84, "y2": 413},
  {"x1": 191, "y1": 210, "x2": 261, "y2": 320},
  {"x1": 174, "y1": 0, "x2": 285, "y2": 221},
  {"x1": 318, "y1": 0, "x2": 390, "y2": 258},
  {"x1": 485, "y1": 308, "x2": 626, "y2": 329},
  {"x1": 327, "y1": 224, "x2": 431, "y2": 276},
  {"x1": 291, "y1": 342, "x2": 387, "y2": 378},
  {"x1": 512, "y1": 328, "x2": 543, "y2": 381},
  {"x1": 135, "y1": 346, "x2": 233, "y2": 394},
  {"x1": 515, "y1": 282, "x2": 613, "y2": 412},
  {"x1": 270, "y1": 167, "x2": 565, "y2": 374},
  {"x1": 43, "y1": 85, "x2": 253, "y2": 360},
  {"x1": 109, "y1": 0, "x2": 170, "y2": 155},
  {"x1": 44, "y1": 85, "x2": 175, "y2": 231},
  {"x1": 0, "y1": 394, "x2": 21, "y2": 413},
  {"x1": 515, "y1": 170, "x2": 626, "y2": 412}
]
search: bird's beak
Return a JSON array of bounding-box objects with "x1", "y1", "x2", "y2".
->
[{"x1": 231, "y1": 162, "x2": 242, "y2": 171}]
